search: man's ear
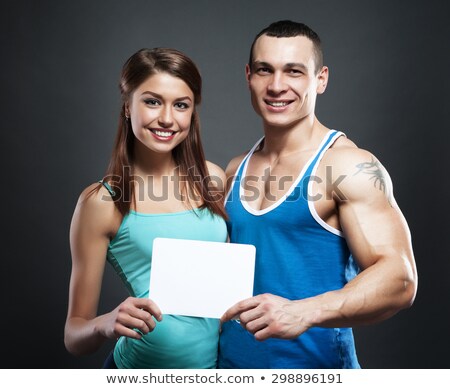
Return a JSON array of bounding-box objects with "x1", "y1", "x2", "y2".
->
[
  {"x1": 245, "y1": 64, "x2": 252, "y2": 88},
  {"x1": 316, "y1": 66, "x2": 329, "y2": 94}
]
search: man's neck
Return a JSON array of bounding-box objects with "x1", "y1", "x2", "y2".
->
[{"x1": 261, "y1": 116, "x2": 329, "y2": 158}]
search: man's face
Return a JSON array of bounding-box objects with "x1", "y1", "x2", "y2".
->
[{"x1": 247, "y1": 35, "x2": 327, "y2": 130}]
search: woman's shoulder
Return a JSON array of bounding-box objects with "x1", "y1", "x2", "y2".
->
[
  {"x1": 206, "y1": 161, "x2": 226, "y2": 191},
  {"x1": 78, "y1": 182, "x2": 115, "y2": 208},
  {"x1": 72, "y1": 182, "x2": 121, "y2": 236}
]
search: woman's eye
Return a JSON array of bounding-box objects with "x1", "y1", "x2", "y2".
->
[
  {"x1": 175, "y1": 102, "x2": 189, "y2": 109},
  {"x1": 144, "y1": 98, "x2": 160, "y2": 106}
]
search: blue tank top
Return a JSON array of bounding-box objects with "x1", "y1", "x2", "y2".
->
[
  {"x1": 218, "y1": 130, "x2": 360, "y2": 368},
  {"x1": 104, "y1": 203, "x2": 228, "y2": 368}
]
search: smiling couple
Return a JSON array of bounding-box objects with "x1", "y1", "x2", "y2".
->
[{"x1": 64, "y1": 20, "x2": 417, "y2": 369}]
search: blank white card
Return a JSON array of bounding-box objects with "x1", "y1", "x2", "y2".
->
[{"x1": 149, "y1": 238, "x2": 256, "y2": 319}]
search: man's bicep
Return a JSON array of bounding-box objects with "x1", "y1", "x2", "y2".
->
[
  {"x1": 341, "y1": 200, "x2": 411, "y2": 269},
  {"x1": 337, "y1": 154, "x2": 412, "y2": 270}
]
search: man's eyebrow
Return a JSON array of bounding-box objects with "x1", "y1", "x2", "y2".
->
[
  {"x1": 251, "y1": 61, "x2": 308, "y2": 72},
  {"x1": 251, "y1": 61, "x2": 273, "y2": 68},
  {"x1": 285, "y1": 62, "x2": 308, "y2": 71}
]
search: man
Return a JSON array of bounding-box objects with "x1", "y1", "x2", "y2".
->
[{"x1": 218, "y1": 20, "x2": 417, "y2": 368}]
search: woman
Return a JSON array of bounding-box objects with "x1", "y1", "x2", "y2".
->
[{"x1": 64, "y1": 48, "x2": 228, "y2": 368}]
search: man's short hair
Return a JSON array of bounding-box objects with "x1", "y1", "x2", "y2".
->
[{"x1": 248, "y1": 20, "x2": 323, "y2": 74}]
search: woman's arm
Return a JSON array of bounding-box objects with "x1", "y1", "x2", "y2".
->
[{"x1": 64, "y1": 184, "x2": 162, "y2": 356}]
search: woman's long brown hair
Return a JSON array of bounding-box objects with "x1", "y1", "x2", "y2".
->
[{"x1": 98, "y1": 48, "x2": 227, "y2": 219}]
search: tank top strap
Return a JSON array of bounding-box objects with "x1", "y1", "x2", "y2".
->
[
  {"x1": 295, "y1": 130, "x2": 345, "y2": 202},
  {"x1": 98, "y1": 180, "x2": 116, "y2": 198},
  {"x1": 224, "y1": 136, "x2": 264, "y2": 203},
  {"x1": 237, "y1": 136, "x2": 265, "y2": 177},
  {"x1": 305, "y1": 130, "x2": 345, "y2": 178}
]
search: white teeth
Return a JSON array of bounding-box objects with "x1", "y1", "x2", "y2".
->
[
  {"x1": 153, "y1": 130, "x2": 174, "y2": 137},
  {"x1": 268, "y1": 101, "x2": 288, "y2": 107}
]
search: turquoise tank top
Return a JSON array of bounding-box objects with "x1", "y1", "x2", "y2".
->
[
  {"x1": 219, "y1": 130, "x2": 360, "y2": 368},
  {"x1": 103, "y1": 199, "x2": 228, "y2": 368}
]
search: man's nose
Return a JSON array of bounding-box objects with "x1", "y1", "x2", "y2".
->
[{"x1": 267, "y1": 72, "x2": 287, "y2": 94}]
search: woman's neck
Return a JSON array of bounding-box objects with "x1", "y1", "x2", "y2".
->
[{"x1": 132, "y1": 141, "x2": 176, "y2": 177}]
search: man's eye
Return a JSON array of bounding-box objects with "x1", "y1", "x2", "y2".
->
[
  {"x1": 289, "y1": 69, "x2": 303, "y2": 75},
  {"x1": 256, "y1": 67, "x2": 271, "y2": 74}
]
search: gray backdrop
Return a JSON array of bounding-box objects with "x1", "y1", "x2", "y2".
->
[{"x1": 1, "y1": 0, "x2": 449, "y2": 368}]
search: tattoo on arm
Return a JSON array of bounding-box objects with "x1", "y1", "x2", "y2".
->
[{"x1": 353, "y1": 158, "x2": 386, "y2": 193}]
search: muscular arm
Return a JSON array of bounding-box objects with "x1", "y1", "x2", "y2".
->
[
  {"x1": 64, "y1": 185, "x2": 161, "y2": 355},
  {"x1": 309, "y1": 149, "x2": 416, "y2": 326},
  {"x1": 221, "y1": 149, "x2": 417, "y2": 340}
]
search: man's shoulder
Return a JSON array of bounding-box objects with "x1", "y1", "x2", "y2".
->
[
  {"x1": 332, "y1": 134, "x2": 358, "y2": 149},
  {"x1": 206, "y1": 160, "x2": 226, "y2": 192},
  {"x1": 225, "y1": 152, "x2": 249, "y2": 179},
  {"x1": 321, "y1": 138, "x2": 395, "y2": 204},
  {"x1": 324, "y1": 136, "x2": 377, "y2": 173}
]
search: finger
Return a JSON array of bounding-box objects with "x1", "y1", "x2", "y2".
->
[
  {"x1": 253, "y1": 319, "x2": 290, "y2": 341},
  {"x1": 135, "y1": 298, "x2": 163, "y2": 321},
  {"x1": 114, "y1": 324, "x2": 143, "y2": 340},
  {"x1": 243, "y1": 316, "x2": 268, "y2": 334},
  {"x1": 220, "y1": 303, "x2": 245, "y2": 323},
  {"x1": 239, "y1": 307, "x2": 264, "y2": 326},
  {"x1": 253, "y1": 326, "x2": 273, "y2": 341},
  {"x1": 129, "y1": 307, "x2": 157, "y2": 332},
  {"x1": 221, "y1": 298, "x2": 259, "y2": 323},
  {"x1": 117, "y1": 311, "x2": 153, "y2": 334}
]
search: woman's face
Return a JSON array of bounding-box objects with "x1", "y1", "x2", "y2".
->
[{"x1": 127, "y1": 72, "x2": 194, "y2": 155}]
